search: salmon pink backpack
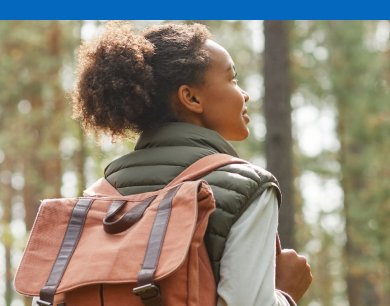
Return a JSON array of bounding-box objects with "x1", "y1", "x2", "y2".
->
[{"x1": 15, "y1": 154, "x2": 274, "y2": 306}]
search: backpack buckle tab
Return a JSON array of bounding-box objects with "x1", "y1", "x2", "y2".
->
[{"x1": 36, "y1": 300, "x2": 52, "y2": 306}]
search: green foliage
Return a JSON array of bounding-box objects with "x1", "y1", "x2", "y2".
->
[
  {"x1": 0, "y1": 20, "x2": 82, "y2": 305},
  {"x1": 326, "y1": 20, "x2": 390, "y2": 305},
  {"x1": 291, "y1": 20, "x2": 390, "y2": 306},
  {"x1": 1, "y1": 20, "x2": 390, "y2": 306}
]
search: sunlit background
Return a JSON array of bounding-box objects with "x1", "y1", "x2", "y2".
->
[{"x1": 1, "y1": 20, "x2": 390, "y2": 306}]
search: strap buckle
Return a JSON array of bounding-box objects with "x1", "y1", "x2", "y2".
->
[
  {"x1": 36, "y1": 300, "x2": 52, "y2": 306},
  {"x1": 133, "y1": 283, "x2": 160, "y2": 297},
  {"x1": 133, "y1": 283, "x2": 163, "y2": 305}
]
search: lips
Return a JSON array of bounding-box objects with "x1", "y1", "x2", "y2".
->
[{"x1": 242, "y1": 108, "x2": 250, "y2": 122}]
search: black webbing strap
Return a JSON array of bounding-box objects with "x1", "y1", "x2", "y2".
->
[
  {"x1": 37, "y1": 198, "x2": 94, "y2": 306},
  {"x1": 133, "y1": 185, "x2": 182, "y2": 306}
]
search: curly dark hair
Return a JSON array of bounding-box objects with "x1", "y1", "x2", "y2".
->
[{"x1": 71, "y1": 21, "x2": 212, "y2": 141}]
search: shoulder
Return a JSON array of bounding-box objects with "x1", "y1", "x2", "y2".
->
[
  {"x1": 221, "y1": 161, "x2": 278, "y2": 182},
  {"x1": 200, "y1": 159, "x2": 282, "y2": 208},
  {"x1": 205, "y1": 161, "x2": 280, "y2": 193}
]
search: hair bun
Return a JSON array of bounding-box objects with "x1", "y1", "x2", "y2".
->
[
  {"x1": 71, "y1": 22, "x2": 211, "y2": 142},
  {"x1": 71, "y1": 21, "x2": 156, "y2": 140}
]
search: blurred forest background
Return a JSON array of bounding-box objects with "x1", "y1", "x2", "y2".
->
[{"x1": 0, "y1": 20, "x2": 390, "y2": 306}]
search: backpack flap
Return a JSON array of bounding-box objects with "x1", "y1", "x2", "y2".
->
[{"x1": 14, "y1": 179, "x2": 215, "y2": 297}]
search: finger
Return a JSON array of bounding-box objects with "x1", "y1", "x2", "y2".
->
[{"x1": 296, "y1": 255, "x2": 308, "y2": 268}]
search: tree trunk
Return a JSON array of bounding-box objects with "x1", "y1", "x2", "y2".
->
[
  {"x1": 23, "y1": 155, "x2": 38, "y2": 231},
  {"x1": 74, "y1": 127, "x2": 87, "y2": 197},
  {"x1": 263, "y1": 20, "x2": 294, "y2": 249},
  {"x1": 1, "y1": 155, "x2": 14, "y2": 306}
]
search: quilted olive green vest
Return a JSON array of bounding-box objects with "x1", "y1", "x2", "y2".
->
[{"x1": 104, "y1": 123, "x2": 281, "y2": 283}]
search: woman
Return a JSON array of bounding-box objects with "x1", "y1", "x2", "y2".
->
[{"x1": 70, "y1": 21, "x2": 312, "y2": 306}]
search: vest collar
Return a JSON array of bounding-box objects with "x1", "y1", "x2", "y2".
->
[{"x1": 135, "y1": 122, "x2": 238, "y2": 157}]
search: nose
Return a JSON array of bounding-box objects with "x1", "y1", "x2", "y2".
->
[{"x1": 242, "y1": 89, "x2": 249, "y2": 103}]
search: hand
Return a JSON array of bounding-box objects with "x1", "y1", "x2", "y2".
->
[{"x1": 275, "y1": 249, "x2": 312, "y2": 303}]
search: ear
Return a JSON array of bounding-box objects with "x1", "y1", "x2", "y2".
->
[{"x1": 177, "y1": 85, "x2": 203, "y2": 114}]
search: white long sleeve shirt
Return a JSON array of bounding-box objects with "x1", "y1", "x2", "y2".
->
[
  {"x1": 217, "y1": 188, "x2": 296, "y2": 306},
  {"x1": 32, "y1": 187, "x2": 295, "y2": 306}
]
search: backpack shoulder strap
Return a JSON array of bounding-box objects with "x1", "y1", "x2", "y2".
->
[
  {"x1": 166, "y1": 154, "x2": 248, "y2": 188},
  {"x1": 166, "y1": 153, "x2": 283, "y2": 256}
]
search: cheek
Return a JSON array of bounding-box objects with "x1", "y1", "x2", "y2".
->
[
  {"x1": 216, "y1": 94, "x2": 242, "y2": 120},
  {"x1": 200, "y1": 85, "x2": 244, "y2": 124},
  {"x1": 228, "y1": 92, "x2": 245, "y2": 117}
]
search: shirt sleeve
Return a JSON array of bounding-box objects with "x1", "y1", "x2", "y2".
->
[{"x1": 217, "y1": 188, "x2": 296, "y2": 306}]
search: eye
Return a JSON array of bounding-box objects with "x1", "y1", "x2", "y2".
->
[{"x1": 232, "y1": 72, "x2": 238, "y2": 82}]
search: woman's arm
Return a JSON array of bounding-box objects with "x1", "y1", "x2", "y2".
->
[{"x1": 217, "y1": 188, "x2": 296, "y2": 306}]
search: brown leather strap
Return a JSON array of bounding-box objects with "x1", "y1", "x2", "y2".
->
[
  {"x1": 133, "y1": 185, "x2": 181, "y2": 306},
  {"x1": 38, "y1": 198, "x2": 94, "y2": 305},
  {"x1": 276, "y1": 233, "x2": 282, "y2": 256},
  {"x1": 103, "y1": 196, "x2": 157, "y2": 234},
  {"x1": 166, "y1": 154, "x2": 248, "y2": 188}
]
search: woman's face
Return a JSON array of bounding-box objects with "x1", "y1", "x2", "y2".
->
[{"x1": 196, "y1": 40, "x2": 250, "y2": 141}]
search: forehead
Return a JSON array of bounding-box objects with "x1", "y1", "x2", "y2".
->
[{"x1": 204, "y1": 40, "x2": 233, "y2": 72}]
